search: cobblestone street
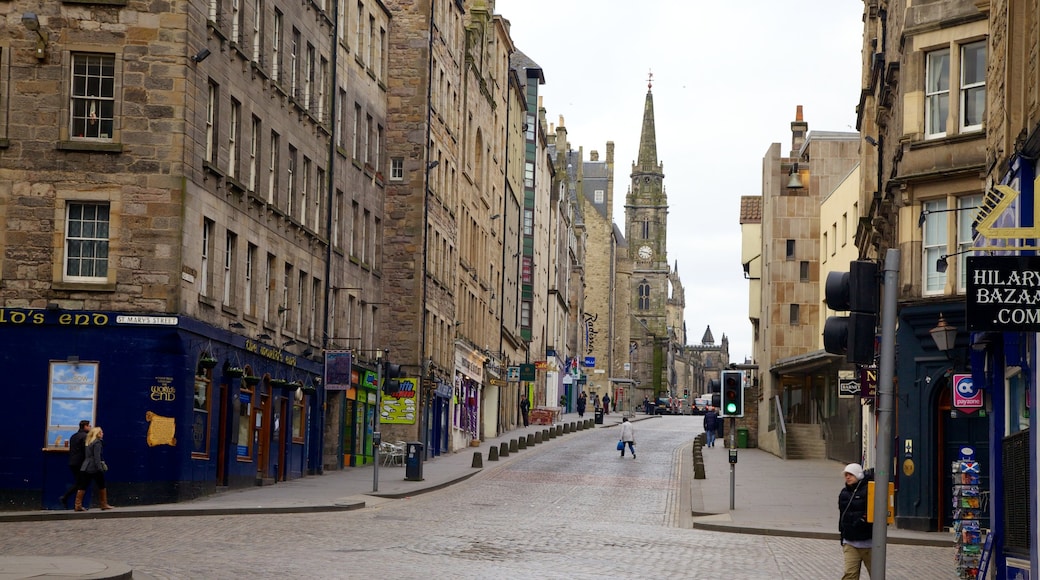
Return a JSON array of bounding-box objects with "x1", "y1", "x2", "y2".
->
[{"x1": 2, "y1": 418, "x2": 953, "y2": 579}]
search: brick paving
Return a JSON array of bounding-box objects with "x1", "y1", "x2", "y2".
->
[{"x1": 0, "y1": 414, "x2": 954, "y2": 579}]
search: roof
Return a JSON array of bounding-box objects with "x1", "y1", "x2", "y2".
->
[{"x1": 740, "y1": 196, "x2": 762, "y2": 224}]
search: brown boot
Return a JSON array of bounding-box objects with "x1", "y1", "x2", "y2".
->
[
  {"x1": 74, "y1": 490, "x2": 86, "y2": 512},
  {"x1": 99, "y1": 489, "x2": 114, "y2": 510}
]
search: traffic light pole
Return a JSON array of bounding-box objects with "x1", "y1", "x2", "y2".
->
[
  {"x1": 372, "y1": 359, "x2": 383, "y2": 492},
  {"x1": 871, "y1": 248, "x2": 899, "y2": 578},
  {"x1": 729, "y1": 416, "x2": 736, "y2": 510}
]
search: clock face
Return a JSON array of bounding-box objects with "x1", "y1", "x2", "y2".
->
[{"x1": 638, "y1": 245, "x2": 652, "y2": 260}]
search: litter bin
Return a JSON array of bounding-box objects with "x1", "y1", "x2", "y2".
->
[
  {"x1": 737, "y1": 428, "x2": 749, "y2": 449},
  {"x1": 594, "y1": 409, "x2": 604, "y2": 424},
  {"x1": 405, "y1": 441, "x2": 424, "y2": 481}
]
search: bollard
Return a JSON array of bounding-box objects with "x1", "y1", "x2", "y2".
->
[
  {"x1": 518, "y1": 437, "x2": 527, "y2": 450},
  {"x1": 563, "y1": 423, "x2": 570, "y2": 434},
  {"x1": 472, "y1": 451, "x2": 483, "y2": 468},
  {"x1": 527, "y1": 433, "x2": 535, "y2": 446},
  {"x1": 500, "y1": 442, "x2": 509, "y2": 457},
  {"x1": 556, "y1": 425, "x2": 563, "y2": 437},
  {"x1": 571, "y1": 421, "x2": 577, "y2": 432},
  {"x1": 488, "y1": 445, "x2": 499, "y2": 461},
  {"x1": 576, "y1": 421, "x2": 583, "y2": 431},
  {"x1": 534, "y1": 431, "x2": 542, "y2": 444},
  {"x1": 546, "y1": 428, "x2": 554, "y2": 439},
  {"x1": 509, "y1": 439, "x2": 518, "y2": 453},
  {"x1": 694, "y1": 459, "x2": 706, "y2": 479}
]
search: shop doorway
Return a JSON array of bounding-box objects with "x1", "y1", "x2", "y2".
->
[
  {"x1": 255, "y1": 391, "x2": 271, "y2": 480},
  {"x1": 937, "y1": 382, "x2": 989, "y2": 530}
]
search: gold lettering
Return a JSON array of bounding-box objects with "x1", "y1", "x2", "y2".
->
[
  {"x1": 9, "y1": 311, "x2": 26, "y2": 324},
  {"x1": 58, "y1": 313, "x2": 71, "y2": 324}
]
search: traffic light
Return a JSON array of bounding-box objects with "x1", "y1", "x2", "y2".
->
[
  {"x1": 823, "y1": 260, "x2": 879, "y2": 365},
  {"x1": 382, "y1": 362, "x2": 402, "y2": 396},
  {"x1": 720, "y1": 370, "x2": 744, "y2": 417}
]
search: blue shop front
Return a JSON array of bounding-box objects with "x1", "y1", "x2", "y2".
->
[{"x1": 0, "y1": 309, "x2": 323, "y2": 510}]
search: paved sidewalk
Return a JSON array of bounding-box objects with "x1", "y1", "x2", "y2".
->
[{"x1": 0, "y1": 411, "x2": 951, "y2": 578}]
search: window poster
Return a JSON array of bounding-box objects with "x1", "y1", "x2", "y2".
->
[{"x1": 46, "y1": 361, "x2": 98, "y2": 448}]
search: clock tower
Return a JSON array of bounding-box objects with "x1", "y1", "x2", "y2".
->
[{"x1": 625, "y1": 75, "x2": 670, "y2": 397}]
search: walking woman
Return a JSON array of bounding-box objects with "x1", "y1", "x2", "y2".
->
[{"x1": 75, "y1": 427, "x2": 114, "y2": 511}]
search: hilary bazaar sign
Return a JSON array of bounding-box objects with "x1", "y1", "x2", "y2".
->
[{"x1": 967, "y1": 256, "x2": 1040, "y2": 331}]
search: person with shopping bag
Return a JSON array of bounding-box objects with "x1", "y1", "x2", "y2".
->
[{"x1": 619, "y1": 417, "x2": 635, "y2": 458}]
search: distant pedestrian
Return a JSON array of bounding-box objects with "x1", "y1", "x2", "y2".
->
[
  {"x1": 519, "y1": 395, "x2": 530, "y2": 427},
  {"x1": 60, "y1": 420, "x2": 90, "y2": 508},
  {"x1": 602, "y1": 393, "x2": 611, "y2": 415},
  {"x1": 577, "y1": 392, "x2": 587, "y2": 418},
  {"x1": 559, "y1": 394, "x2": 567, "y2": 409},
  {"x1": 703, "y1": 407, "x2": 719, "y2": 448},
  {"x1": 838, "y1": 463, "x2": 872, "y2": 579},
  {"x1": 76, "y1": 427, "x2": 114, "y2": 511},
  {"x1": 619, "y1": 417, "x2": 635, "y2": 458},
  {"x1": 643, "y1": 396, "x2": 651, "y2": 414}
]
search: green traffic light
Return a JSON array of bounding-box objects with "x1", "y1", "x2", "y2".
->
[{"x1": 725, "y1": 403, "x2": 737, "y2": 414}]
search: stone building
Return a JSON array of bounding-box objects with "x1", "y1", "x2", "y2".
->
[
  {"x1": 0, "y1": 0, "x2": 390, "y2": 507},
  {"x1": 750, "y1": 107, "x2": 858, "y2": 458},
  {"x1": 856, "y1": 0, "x2": 989, "y2": 533}
]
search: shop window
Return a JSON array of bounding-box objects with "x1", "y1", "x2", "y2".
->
[
  {"x1": 292, "y1": 392, "x2": 305, "y2": 441},
  {"x1": 45, "y1": 361, "x2": 98, "y2": 448},
  {"x1": 236, "y1": 385, "x2": 254, "y2": 460},
  {"x1": 191, "y1": 375, "x2": 212, "y2": 458}
]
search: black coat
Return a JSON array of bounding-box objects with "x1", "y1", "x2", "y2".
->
[
  {"x1": 81, "y1": 440, "x2": 106, "y2": 474},
  {"x1": 68, "y1": 429, "x2": 88, "y2": 468},
  {"x1": 703, "y1": 411, "x2": 719, "y2": 431},
  {"x1": 838, "y1": 474, "x2": 873, "y2": 543}
]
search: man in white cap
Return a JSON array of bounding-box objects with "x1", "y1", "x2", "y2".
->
[{"x1": 838, "y1": 463, "x2": 873, "y2": 579}]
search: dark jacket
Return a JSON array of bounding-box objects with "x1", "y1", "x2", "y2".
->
[
  {"x1": 703, "y1": 410, "x2": 719, "y2": 431},
  {"x1": 519, "y1": 398, "x2": 530, "y2": 414},
  {"x1": 838, "y1": 472, "x2": 874, "y2": 543},
  {"x1": 68, "y1": 429, "x2": 88, "y2": 468},
  {"x1": 81, "y1": 440, "x2": 106, "y2": 474}
]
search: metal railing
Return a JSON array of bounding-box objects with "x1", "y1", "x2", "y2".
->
[{"x1": 774, "y1": 395, "x2": 787, "y2": 460}]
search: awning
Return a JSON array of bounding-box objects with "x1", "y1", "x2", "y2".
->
[{"x1": 769, "y1": 349, "x2": 845, "y2": 375}]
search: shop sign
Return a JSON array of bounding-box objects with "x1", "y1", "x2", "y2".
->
[
  {"x1": 506, "y1": 366, "x2": 520, "y2": 381},
  {"x1": 324, "y1": 350, "x2": 352, "y2": 391},
  {"x1": 952, "y1": 373, "x2": 982, "y2": 413},
  {"x1": 967, "y1": 255, "x2": 1040, "y2": 331},
  {"x1": 519, "y1": 364, "x2": 535, "y2": 381},
  {"x1": 380, "y1": 377, "x2": 417, "y2": 424},
  {"x1": 838, "y1": 378, "x2": 860, "y2": 398}
]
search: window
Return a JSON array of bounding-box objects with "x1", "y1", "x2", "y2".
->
[
  {"x1": 523, "y1": 161, "x2": 534, "y2": 188},
  {"x1": 231, "y1": 0, "x2": 241, "y2": 43},
  {"x1": 391, "y1": 157, "x2": 404, "y2": 180},
  {"x1": 957, "y1": 194, "x2": 982, "y2": 292},
  {"x1": 368, "y1": 16, "x2": 375, "y2": 68},
  {"x1": 926, "y1": 49, "x2": 950, "y2": 138},
  {"x1": 799, "y1": 261, "x2": 810, "y2": 282},
  {"x1": 790, "y1": 304, "x2": 800, "y2": 325},
  {"x1": 201, "y1": 219, "x2": 214, "y2": 297},
  {"x1": 248, "y1": 115, "x2": 260, "y2": 192},
  {"x1": 268, "y1": 130, "x2": 279, "y2": 204},
  {"x1": 356, "y1": 2, "x2": 365, "y2": 58},
  {"x1": 960, "y1": 41, "x2": 986, "y2": 132},
  {"x1": 638, "y1": 280, "x2": 650, "y2": 310},
  {"x1": 351, "y1": 200, "x2": 360, "y2": 256},
  {"x1": 353, "y1": 103, "x2": 362, "y2": 160},
  {"x1": 786, "y1": 239, "x2": 795, "y2": 260},
  {"x1": 316, "y1": 167, "x2": 326, "y2": 228},
  {"x1": 300, "y1": 156, "x2": 311, "y2": 227},
  {"x1": 296, "y1": 270, "x2": 305, "y2": 334},
  {"x1": 236, "y1": 385, "x2": 253, "y2": 459},
  {"x1": 365, "y1": 114, "x2": 373, "y2": 164},
  {"x1": 831, "y1": 224, "x2": 837, "y2": 255},
  {"x1": 641, "y1": 219, "x2": 650, "y2": 239},
  {"x1": 318, "y1": 57, "x2": 328, "y2": 121},
  {"x1": 264, "y1": 253, "x2": 275, "y2": 323},
  {"x1": 376, "y1": 124, "x2": 384, "y2": 172},
  {"x1": 206, "y1": 81, "x2": 218, "y2": 163},
  {"x1": 333, "y1": 189, "x2": 343, "y2": 247},
  {"x1": 46, "y1": 361, "x2": 98, "y2": 449},
  {"x1": 336, "y1": 88, "x2": 347, "y2": 149},
  {"x1": 223, "y1": 231, "x2": 236, "y2": 307},
  {"x1": 304, "y1": 43, "x2": 314, "y2": 109},
  {"x1": 594, "y1": 190, "x2": 604, "y2": 204},
  {"x1": 245, "y1": 243, "x2": 256, "y2": 317},
  {"x1": 228, "y1": 98, "x2": 240, "y2": 179},
  {"x1": 282, "y1": 263, "x2": 292, "y2": 324},
  {"x1": 841, "y1": 213, "x2": 848, "y2": 246},
  {"x1": 252, "y1": 0, "x2": 263, "y2": 62},
  {"x1": 292, "y1": 390, "x2": 306, "y2": 441},
  {"x1": 822, "y1": 232, "x2": 829, "y2": 264},
  {"x1": 191, "y1": 374, "x2": 212, "y2": 458},
  {"x1": 923, "y1": 198, "x2": 948, "y2": 295},
  {"x1": 64, "y1": 202, "x2": 110, "y2": 281},
  {"x1": 70, "y1": 53, "x2": 116, "y2": 140},
  {"x1": 272, "y1": 10, "x2": 283, "y2": 82},
  {"x1": 290, "y1": 28, "x2": 300, "y2": 99},
  {"x1": 523, "y1": 208, "x2": 533, "y2": 236},
  {"x1": 287, "y1": 145, "x2": 297, "y2": 217}
]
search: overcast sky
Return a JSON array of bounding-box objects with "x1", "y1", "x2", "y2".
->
[{"x1": 494, "y1": 0, "x2": 865, "y2": 363}]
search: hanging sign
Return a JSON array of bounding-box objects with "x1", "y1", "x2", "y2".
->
[
  {"x1": 967, "y1": 255, "x2": 1040, "y2": 331},
  {"x1": 952, "y1": 374, "x2": 983, "y2": 413}
]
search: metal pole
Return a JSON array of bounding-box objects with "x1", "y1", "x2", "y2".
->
[
  {"x1": 729, "y1": 416, "x2": 736, "y2": 510},
  {"x1": 871, "y1": 248, "x2": 900, "y2": 578},
  {"x1": 372, "y1": 357, "x2": 382, "y2": 492}
]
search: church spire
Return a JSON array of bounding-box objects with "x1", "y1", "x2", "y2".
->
[{"x1": 636, "y1": 71, "x2": 658, "y2": 171}]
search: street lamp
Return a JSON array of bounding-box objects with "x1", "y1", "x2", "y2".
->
[{"x1": 929, "y1": 313, "x2": 957, "y2": 354}]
